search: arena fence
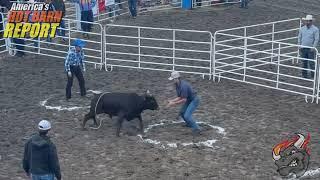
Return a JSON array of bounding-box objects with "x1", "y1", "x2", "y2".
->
[
  {"x1": 104, "y1": 24, "x2": 213, "y2": 77},
  {"x1": 66, "y1": 19, "x2": 104, "y2": 68},
  {"x1": 192, "y1": 0, "x2": 240, "y2": 8},
  {"x1": 65, "y1": 2, "x2": 77, "y2": 20},
  {"x1": 0, "y1": 13, "x2": 7, "y2": 56},
  {"x1": 214, "y1": 18, "x2": 320, "y2": 102},
  {"x1": 65, "y1": 0, "x2": 240, "y2": 19},
  {"x1": 95, "y1": 1, "x2": 129, "y2": 23},
  {"x1": 1, "y1": 7, "x2": 320, "y2": 103},
  {"x1": 138, "y1": 0, "x2": 182, "y2": 13},
  {"x1": 0, "y1": 11, "x2": 103, "y2": 68}
]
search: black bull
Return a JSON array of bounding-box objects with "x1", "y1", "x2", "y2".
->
[{"x1": 83, "y1": 92, "x2": 159, "y2": 136}]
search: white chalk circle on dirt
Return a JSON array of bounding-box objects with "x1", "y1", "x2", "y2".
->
[
  {"x1": 138, "y1": 120, "x2": 226, "y2": 149},
  {"x1": 39, "y1": 90, "x2": 102, "y2": 111},
  {"x1": 287, "y1": 167, "x2": 320, "y2": 180}
]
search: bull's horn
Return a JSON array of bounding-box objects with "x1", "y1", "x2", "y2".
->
[
  {"x1": 272, "y1": 151, "x2": 281, "y2": 161},
  {"x1": 294, "y1": 134, "x2": 305, "y2": 149}
]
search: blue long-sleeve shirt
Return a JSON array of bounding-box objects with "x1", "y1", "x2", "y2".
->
[
  {"x1": 68, "y1": 0, "x2": 96, "y2": 11},
  {"x1": 64, "y1": 47, "x2": 85, "y2": 72},
  {"x1": 298, "y1": 25, "x2": 319, "y2": 48}
]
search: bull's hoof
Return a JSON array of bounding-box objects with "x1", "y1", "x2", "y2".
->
[
  {"x1": 141, "y1": 135, "x2": 148, "y2": 139},
  {"x1": 139, "y1": 133, "x2": 147, "y2": 139},
  {"x1": 116, "y1": 132, "x2": 123, "y2": 137},
  {"x1": 89, "y1": 124, "x2": 99, "y2": 128}
]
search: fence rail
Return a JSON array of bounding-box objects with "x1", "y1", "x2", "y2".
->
[
  {"x1": 213, "y1": 18, "x2": 320, "y2": 103},
  {"x1": 2, "y1": 9, "x2": 320, "y2": 103},
  {"x1": 104, "y1": 24, "x2": 213, "y2": 76}
]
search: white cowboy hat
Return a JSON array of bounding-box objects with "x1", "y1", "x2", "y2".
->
[
  {"x1": 168, "y1": 71, "x2": 181, "y2": 80},
  {"x1": 302, "y1": 15, "x2": 314, "y2": 21},
  {"x1": 38, "y1": 120, "x2": 51, "y2": 131}
]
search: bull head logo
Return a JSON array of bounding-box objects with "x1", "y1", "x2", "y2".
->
[{"x1": 272, "y1": 133, "x2": 311, "y2": 178}]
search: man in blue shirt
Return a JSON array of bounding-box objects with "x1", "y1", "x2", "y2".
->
[
  {"x1": 166, "y1": 71, "x2": 201, "y2": 136},
  {"x1": 65, "y1": 39, "x2": 86, "y2": 100},
  {"x1": 298, "y1": 15, "x2": 319, "y2": 79}
]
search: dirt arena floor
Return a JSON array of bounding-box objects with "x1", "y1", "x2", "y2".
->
[{"x1": 1, "y1": 0, "x2": 320, "y2": 179}]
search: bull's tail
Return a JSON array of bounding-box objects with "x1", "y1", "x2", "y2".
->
[
  {"x1": 88, "y1": 92, "x2": 109, "y2": 130},
  {"x1": 89, "y1": 118, "x2": 103, "y2": 130}
]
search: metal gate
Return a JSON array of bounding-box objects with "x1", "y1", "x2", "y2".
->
[
  {"x1": 213, "y1": 18, "x2": 319, "y2": 102},
  {"x1": 192, "y1": 0, "x2": 240, "y2": 8},
  {"x1": 0, "y1": 13, "x2": 7, "y2": 56},
  {"x1": 104, "y1": 24, "x2": 213, "y2": 77},
  {"x1": 0, "y1": 11, "x2": 103, "y2": 68}
]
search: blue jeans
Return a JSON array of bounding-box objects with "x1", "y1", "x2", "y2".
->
[
  {"x1": 57, "y1": 20, "x2": 66, "y2": 37},
  {"x1": 240, "y1": 0, "x2": 248, "y2": 8},
  {"x1": 107, "y1": 5, "x2": 116, "y2": 17},
  {"x1": 128, "y1": 0, "x2": 137, "y2": 17},
  {"x1": 179, "y1": 96, "x2": 200, "y2": 132},
  {"x1": 116, "y1": 0, "x2": 123, "y2": 9},
  {"x1": 12, "y1": 38, "x2": 25, "y2": 54},
  {"x1": 300, "y1": 48, "x2": 315, "y2": 78},
  {"x1": 31, "y1": 174, "x2": 54, "y2": 180}
]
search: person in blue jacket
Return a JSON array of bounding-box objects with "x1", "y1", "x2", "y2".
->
[{"x1": 65, "y1": 39, "x2": 87, "y2": 100}]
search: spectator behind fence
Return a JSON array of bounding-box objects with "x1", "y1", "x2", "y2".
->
[
  {"x1": 196, "y1": 0, "x2": 201, "y2": 7},
  {"x1": 0, "y1": 0, "x2": 25, "y2": 57},
  {"x1": 240, "y1": 0, "x2": 249, "y2": 8},
  {"x1": 23, "y1": 120, "x2": 62, "y2": 180},
  {"x1": 298, "y1": 15, "x2": 319, "y2": 79},
  {"x1": 12, "y1": 0, "x2": 27, "y2": 57},
  {"x1": 65, "y1": 39, "x2": 87, "y2": 100},
  {"x1": 52, "y1": 0, "x2": 66, "y2": 42},
  {"x1": 128, "y1": 0, "x2": 137, "y2": 18},
  {"x1": 0, "y1": 0, "x2": 12, "y2": 47},
  {"x1": 115, "y1": 0, "x2": 122, "y2": 9},
  {"x1": 107, "y1": 0, "x2": 120, "y2": 18},
  {"x1": 45, "y1": 0, "x2": 56, "y2": 42},
  {"x1": 68, "y1": 0, "x2": 97, "y2": 38}
]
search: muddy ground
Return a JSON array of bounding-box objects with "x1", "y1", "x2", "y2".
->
[{"x1": 1, "y1": 0, "x2": 320, "y2": 179}]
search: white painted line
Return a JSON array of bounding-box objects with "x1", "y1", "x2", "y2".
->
[
  {"x1": 302, "y1": 167, "x2": 320, "y2": 177},
  {"x1": 39, "y1": 90, "x2": 103, "y2": 111},
  {"x1": 40, "y1": 98, "x2": 90, "y2": 111},
  {"x1": 287, "y1": 168, "x2": 320, "y2": 180},
  {"x1": 199, "y1": 121, "x2": 226, "y2": 135},
  {"x1": 138, "y1": 120, "x2": 226, "y2": 149},
  {"x1": 287, "y1": 167, "x2": 320, "y2": 180},
  {"x1": 76, "y1": 90, "x2": 102, "y2": 94}
]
